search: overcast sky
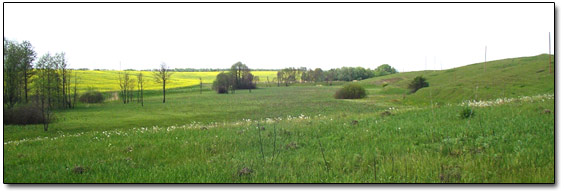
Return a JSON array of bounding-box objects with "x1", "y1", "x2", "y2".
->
[{"x1": 3, "y1": 3, "x2": 554, "y2": 71}]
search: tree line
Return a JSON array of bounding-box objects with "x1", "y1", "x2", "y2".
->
[
  {"x1": 4, "y1": 38, "x2": 79, "y2": 130},
  {"x1": 273, "y1": 64, "x2": 397, "y2": 86}
]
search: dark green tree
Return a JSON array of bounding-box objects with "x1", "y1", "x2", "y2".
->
[
  {"x1": 375, "y1": 64, "x2": 398, "y2": 76},
  {"x1": 408, "y1": 75, "x2": 429, "y2": 93}
]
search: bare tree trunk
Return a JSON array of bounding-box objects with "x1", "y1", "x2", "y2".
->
[
  {"x1": 73, "y1": 72, "x2": 78, "y2": 109},
  {"x1": 62, "y1": 67, "x2": 66, "y2": 109},
  {"x1": 163, "y1": 80, "x2": 166, "y2": 103},
  {"x1": 141, "y1": 80, "x2": 143, "y2": 106},
  {"x1": 46, "y1": 68, "x2": 51, "y2": 131}
]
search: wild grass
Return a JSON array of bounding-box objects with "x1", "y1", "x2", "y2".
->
[
  {"x1": 3, "y1": 54, "x2": 554, "y2": 183},
  {"x1": 3, "y1": 96, "x2": 554, "y2": 183},
  {"x1": 360, "y1": 54, "x2": 554, "y2": 106}
]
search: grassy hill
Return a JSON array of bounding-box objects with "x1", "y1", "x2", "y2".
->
[{"x1": 359, "y1": 54, "x2": 554, "y2": 105}]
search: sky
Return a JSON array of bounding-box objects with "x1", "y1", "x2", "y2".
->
[{"x1": 2, "y1": 3, "x2": 554, "y2": 71}]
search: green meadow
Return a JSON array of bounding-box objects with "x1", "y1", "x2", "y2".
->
[{"x1": 3, "y1": 54, "x2": 554, "y2": 183}]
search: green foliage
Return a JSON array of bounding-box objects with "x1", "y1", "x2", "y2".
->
[
  {"x1": 212, "y1": 62, "x2": 257, "y2": 94},
  {"x1": 408, "y1": 76, "x2": 429, "y2": 93},
  {"x1": 3, "y1": 105, "x2": 49, "y2": 125},
  {"x1": 334, "y1": 83, "x2": 367, "y2": 99},
  {"x1": 230, "y1": 62, "x2": 256, "y2": 89},
  {"x1": 460, "y1": 107, "x2": 475, "y2": 119},
  {"x1": 3, "y1": 38, "x2": 37, "y2": 108},
  {"x1": 212, "y1": 72, "x2": 233, "y2": 94},
  {"x1": 375, "y1": 64, "x2": 398, "y2": 76},
  {"x1": 279, "y1": 67, "x2": 297, "y2": 86},
  {"x1": 79, "y1": 91, "x2": 104, "y2": 103}
]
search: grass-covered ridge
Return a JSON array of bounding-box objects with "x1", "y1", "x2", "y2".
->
[{"x1": 360, "y1": 54, "x2": 554, "y2": 105}]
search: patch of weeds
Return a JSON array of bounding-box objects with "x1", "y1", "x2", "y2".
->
[
  {"x1": 460, "y1": 107, "x2": 475, "y2": 119},
  {"x1": 282, "y1": 129, "x2": 292, "y2": 136},
  {"x1": 285, "y1": 142, "x2": 299, "y2": 150},
  {"x1": 238, "y1": 167, "x2": 253, "y2": 176},
  {"x1": 207, "y1": 145, "x2": 218, "y2": 154},
  {"x1": 124, "y1": 146, "x2": 134, "y2": 153},
  {"x1": 439, "y1": 165, "x2": 462, "y2": 183},
  {"x1": 351, "y1": 120, "x2": 359, "y2": 125},
  {"x1": 542, "y1": 109, "x2": 551, "y2": 114},
  {"x1": 72, "y1": 166, "x2": 88, "y2": 174}
]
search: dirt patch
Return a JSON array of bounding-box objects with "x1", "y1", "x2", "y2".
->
[
  {"x1": 107, "y1": 92, "x2": 119, "y2": 101},
  {"x1": 238, "y1": 167, "x2": 253, "y2": 176},
  {"x1": 374, "y1": 77, "x2": 402, "y2": 85},
  {"x1": 72, "y1": 166, "x2": 87, "y2": 174}
]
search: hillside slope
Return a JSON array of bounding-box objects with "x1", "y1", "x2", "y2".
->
[{"x1": 360, "y1": 54, "x2": 554, "y2": 105}]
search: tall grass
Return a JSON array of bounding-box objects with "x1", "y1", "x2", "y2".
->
[
  {"x1": 4, "y1": 96, "x2": 554, "y2": 183},
  {"x1": 4, "y1": 54, "x2": 554, "y2": 183}
]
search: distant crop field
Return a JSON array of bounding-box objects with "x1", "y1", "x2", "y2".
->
[{"x1": 70, "y1": 70, "x2": 279, "y2": 92}]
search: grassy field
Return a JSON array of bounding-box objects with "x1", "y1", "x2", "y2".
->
[
  {"x1": 69, "y1": 70, "x2": 279, "y2": 92},
  {"x1": 3, "y1": 54, "x2": 554, "y2": 183}
]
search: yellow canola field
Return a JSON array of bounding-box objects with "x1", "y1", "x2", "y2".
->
[{"x1": 72, "y1": 70, "x2": 278, "y2": 92}]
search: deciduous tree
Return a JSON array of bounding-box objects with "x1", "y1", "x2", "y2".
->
[{"x1": 153, "y1": 63, "x2": 173, "y2": 103}]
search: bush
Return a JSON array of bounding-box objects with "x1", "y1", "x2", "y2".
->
[
  {"x1": 212, "y1": 72, "x2": 233, "y2": 94},
  {"x1": 79, "y1": 91, "x2": 105, "y2": 103},
  {"x1": 408, "y1": 75, "x2": 429, "y2": 93},
  {"x1": 3, "y1": 105, "x2": 50, "y2": 125},
  {"x1": 334, "y1": 83, "x2": 367, "y2": 99},
  {"x1": 460, "y1": 107, "x2": 475, "y2": 119}
]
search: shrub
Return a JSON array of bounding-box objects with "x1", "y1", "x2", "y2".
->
[
  {"x1": 79, "y1": 91, "x2": 105, "y2": 103},
  {"x1": 212, "y1": 72, "x2": 233, "y2": 94},
  {"x1": 408, "y1": 75, "x2": 429, "y2": 93},
  {"x1": 460, "y1": 107, "x2": 475, "y2": 119},
  {"x1": 3, "y1": 105, "x2": 50, "y2": 125},
  {"x1": 334, "y1": 83, "x2": 367, "y2": 99}
]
